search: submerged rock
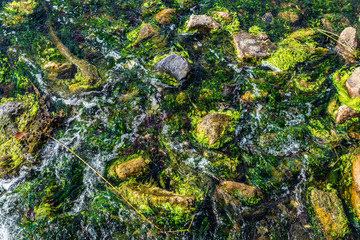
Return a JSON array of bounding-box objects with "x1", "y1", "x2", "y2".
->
[
  {"x1": 44, "y1": 61, "x2": 77, "y2": 80},
  {"x1": 154, "y1": 53, "x2": 191, "y2": 81},
  {"x1": 154, "y1": 9, "x2": 177, "y2": 25},
  {"x1": 232, "y1": 32, "x2": 276, "y2": 60},
  {"x1": 120, "y1": 182, "x2": 196, "y2": 209},
  {"x1": 214, "y1": 11, "x2": 233, "y2": 20},
  {"x1": 335, "y1": 105, "x2": 360, "y2": 124},
  {"x1": 215, "y1": 181, "x2": 262, "y2": 206},
  {"x1": 196, "y1": 113, "x2": 230, "y2": 147},
  {"x1": 137, "y1": 23, "x2": 160, "y2": 43},
  {"x1": 108, "y1": 155, "x2": 150, "y2": 181},
  {"x1": 335, "y1": 27, "x2": 358, "y2": 64},
  {"x1": 345, "y1": 67, "x2": 360, "y2": 98},
  {"x1": 187, "y1": 15, "x2": 221, "y2": 32},
  {"x1": 262, "y1": 12, "x2": 274, "y2": 24},
  {"x1": 310, "y1": 188, "x2": 349, "y2": 239}
]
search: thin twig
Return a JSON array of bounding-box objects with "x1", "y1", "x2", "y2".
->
[{"x1": 49, "y1": 136, "x2": 195, "y2": 234}]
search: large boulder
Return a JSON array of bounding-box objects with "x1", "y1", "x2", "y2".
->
[
  {"x1": 232, "y1": 32, "x2": 276, "y2": 60},
  {"x1": 310, "y1": 188, "x2": 349, "y2": 239},
  {"x1": 345, "y1": 67, "x2": 360, "y2": 98},
  {"x1": 335, "y1": 105, "x2": 360, "y2": 123},
  {"x1": 196, "y1": 113, "x2": 230, "y2": 148},
  {"x1": 108, "y1": 155, "x2": 150, "y2": 181},
  {"x1": 154, "y1": 53, "x2": 191, "y2": 81},
  {"x1": 187, "y1": 15, "x2": 221, "y2": 32},
  {"x1": 335, "y1": 27, "x2": 358, "y2": 64}
]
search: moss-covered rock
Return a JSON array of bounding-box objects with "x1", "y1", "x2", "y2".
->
[
  {"x1": 141, "y1": 0, "x2": 165, "y2": 17},
  {"x1": 215, "y1": 181, "x2": 263, "y2": 206},
  {"x1": 154, "y1": 9, "x2": 177, "y2": 26},
  {"x1": 310, "y1": 188, "x2": 349, "y2": 239},
  {"x1": 108, "y1": 154, "x2": 151, "y2": 181},
  {"x1": 1, "y1": 0, "x2": 38, "y2": 27},
  {"x1": 192, "y1": 110, "x2": 240, "y2": 149},
  {"x1": 43, "y1": 61, "x2": 77, "y2": 80},
  {"x1": 0, "y1": 94, "x2": 59, "y2": 179},
  {"x1": 277, "y1": 3, "x2": 302, "y2": 24},
  {"x1": 119, "y1": 182, "x2": 195, "y2": 210},
  {"x1": 321, "y1": 14, "x2": 350, "y2": 33}
]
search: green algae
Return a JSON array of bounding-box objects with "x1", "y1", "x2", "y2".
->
[{"x1": 333, "y1": 66, "x2": 360, "y2": 112}]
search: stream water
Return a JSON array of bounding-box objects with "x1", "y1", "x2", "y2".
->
[{"x1": 1, "y1": 0, "x2": 360, "y2": 239}]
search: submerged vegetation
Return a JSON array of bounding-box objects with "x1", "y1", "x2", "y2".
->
[{"x1": 0, "y1": 0, "x2": 360, "y2": 239}]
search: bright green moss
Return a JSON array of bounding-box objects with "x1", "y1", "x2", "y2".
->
[
  {"x1": 248, "y1": 25, "x2": 265, "y2": 35},
  {"x1": 333, "y1": 66, "x2": 360, "y2": 112},
  {"x1": 209, "y1": 7, "x2": 241, "y2": 35},
  {"x1": 263, "y1": 37, "x2": 317, "y2": 71},
  {"x1": 141, "y1": 0, "x2": 165, "y2": 17}
]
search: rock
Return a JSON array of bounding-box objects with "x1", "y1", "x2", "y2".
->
[
  {"x1": 310, "y1": 188, "x2": 349, "y2": 239},
  {"x1": 196, "y1": 113, "x2": 230, "y2": 147},
  {"x1": 262, "y1": 12, "x2": 274, "y2": 24},
  {"x1": 232, "y1": 32, "x2": 277, "y2": 60},
  {"x1": 154, "y1": 53, "x2": 191, "y2": 81},
  {"x1": 278, "y1": 10, "x2": 300, "y2": 23},
  {"x1": 214, "y1": 11, "x2": 233, "y2": 20},
  {"x1": 187, "y1": 15, "x2": 221, "y2": 32},
  {"x1": 108, "y1": 155, "x2": 150, "y2": 180},
  {"x1": 120, "y1": 182, "x2": 196, "y2": 208},
  {"x1": 351, "y1": 155, "x2": 360, "y2": 219},
  {"x1": 335, "y1": 27, "x2": 358, "y2": 64},
  {"x1": 335, "y1": 105, "x2": 360, "y2": 123},
  {"x1": 215, "y1": 181, "x2": 262, "y2": 206},
  {"x1": 136, "y1": 23, "x2": 159, "y2": 43},
  {"x1": 44, "y1": 61, "x2": 77, "y2": 80},
  {"x1": 0, "y1": 102, "x2": 23, "y2": 118},
  {"x1": 154, "y1": 9, "x2": 177, "y2": 25},
  {"x1": 346, "y1": 68, "x2": 360, "y2": 98}
]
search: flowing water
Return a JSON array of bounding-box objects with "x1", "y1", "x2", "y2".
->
[{"x1": 0, "y1": 0, "x2": 360, "y2": 239}]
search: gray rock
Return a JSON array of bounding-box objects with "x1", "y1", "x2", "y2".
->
[
  {"x1": 335, "y1": 105, "x2": 360, "y2": 123},
  {"x1": 262, "y1": 12, "x2": 274, "y2": 24},
  {"x1": 154, "y1": 53, "x2": 191, "y2": 81},
  {"x1": 187, "y1": 15, "x2": 221, "y2": 31},
  {"x1": 346, "y1": 67, "x2": 360, "y2": 98},
  {"x1": 0, "y1": 102, "x2": 23, "y2": 118},
  {"x1": 335, "y1": 27, "x2": 358, "y2": 63},
  {"x1": 233, "y1": 32, "x2": 277, "y2": 60}
]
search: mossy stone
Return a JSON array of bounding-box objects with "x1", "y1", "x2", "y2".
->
[{"x1": 310, "y1": 188, "x2": 349, "y2": 239}]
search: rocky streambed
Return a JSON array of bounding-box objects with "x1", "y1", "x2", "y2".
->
[{"x1": 1, "y1": 0, "x2": 360, "y2": 239}]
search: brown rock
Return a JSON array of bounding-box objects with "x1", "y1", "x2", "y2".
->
[
  {"x1": 232, "y1": 32, "x2": 277, "y2": 60},
  {"x1": 335, "y1": 105, "x2": 360, "y2": 123},
  {"x1": 109, "y1": 155, "x2": 150, "y2": 180},
  {"x1": 214, "y1": 11, "x2": 233, "y2": 20},
  {"x1": 278, "y1": 10, "x2": 300, "y2": 23},
  {"x1": 351, "y1": 155, "x2": 360, "y2": 220},
  {"x1": 262, "y1": 12, "x2": 274, "y2": 24},
  {"x1": 187, "y1": 15, "x2": 221, "y2": 31},
  {"x1": 197, "y1": 113, "x2": 230, "y2": 146},
  {"x1": 154, "y1": 9, "x2": 177, "y2": 25},
  {"x1": 345, "y1": 67, "x2": 360, "y2": 98},
  {"x1": 335, "y1": 27, "x2": 358, "y2": 64},
  {"x1": 44, "y1": 61, "x2": 77, "y2": 80},
  {"x1": 137, "y1": 23, "x2": 159, "y2": 43}
]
